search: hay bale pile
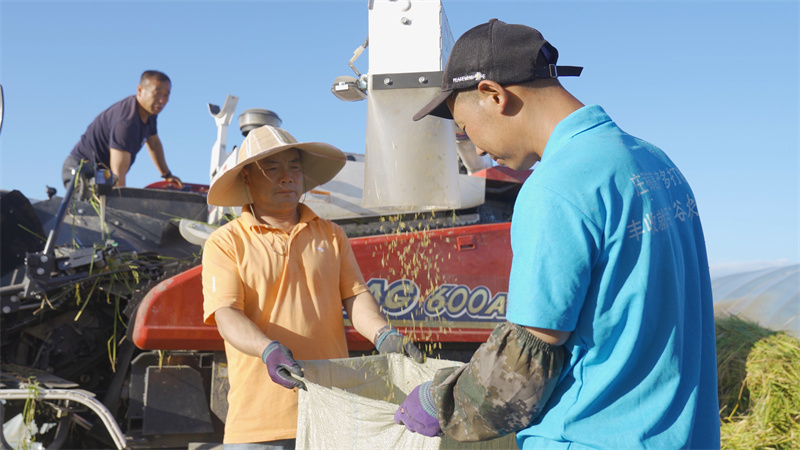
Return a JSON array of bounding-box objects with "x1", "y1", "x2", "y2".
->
[{"x1": 716, "y1": 315, "x2": 800, "y2": 449}]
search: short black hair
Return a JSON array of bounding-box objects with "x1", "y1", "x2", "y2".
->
[{"x1": 140, "y1": 70, "x2": 171, "y2": 85}]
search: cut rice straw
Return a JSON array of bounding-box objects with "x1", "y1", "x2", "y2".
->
[{"x1": 716, "y1": 314, "x2": 800, "y2": 449}]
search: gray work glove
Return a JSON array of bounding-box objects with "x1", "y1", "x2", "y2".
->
[{"x1": 376, "y1": 327, "x2": 425, "y2": 363}]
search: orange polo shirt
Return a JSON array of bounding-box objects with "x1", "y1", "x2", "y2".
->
[{"x1": 202, "y1": 204, "x2": 368, "y2": 444}]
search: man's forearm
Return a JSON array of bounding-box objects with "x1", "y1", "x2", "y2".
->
[
  {"x1": 146, "y1": 137, "x2": 183, "y2": 188},
  {"x1": 146, "y1": 136, "x2": 171, "y2": 174},
  {"x1": 344, "y1": 291, "x2": 390, "y2": 344},
  {"x1": 431, "y1": 321, "x2": 566, "y2": 441},
  {"x1": 214, "y1": 307, "x2": 271, "y2": 357}
]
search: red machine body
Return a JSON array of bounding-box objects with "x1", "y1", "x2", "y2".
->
[{"x1": 131, "y1": 221, "x2": 512, "y2": 352}]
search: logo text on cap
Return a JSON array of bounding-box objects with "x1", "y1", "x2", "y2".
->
[{"x1": 452, "y1": 71, "x2": 486, "y2": 84}]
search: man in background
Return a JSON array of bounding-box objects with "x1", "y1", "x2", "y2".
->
[{"x1": 62, "y1": 70, "x2": 182, "y2": 198}]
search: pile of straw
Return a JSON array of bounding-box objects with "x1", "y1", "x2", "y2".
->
[{"x1": 716, "y1": 315, "x2": 800, "y2": 449}]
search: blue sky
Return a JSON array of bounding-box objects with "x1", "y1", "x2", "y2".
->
[{"x1": 1, "y1": 1, "x2": 798, "y2": 274}]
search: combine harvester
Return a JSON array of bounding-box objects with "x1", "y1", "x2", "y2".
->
[{"x1": 0, "y1": 1, "x2": 529, "y2": 448}]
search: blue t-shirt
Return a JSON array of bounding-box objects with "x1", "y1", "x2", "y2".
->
[
  {"x1": 507, "y1": 105, "x2": 720, "y2": 449},
  {"x1": 70, "y1": 95, "x2": 157, "y2": 168}
]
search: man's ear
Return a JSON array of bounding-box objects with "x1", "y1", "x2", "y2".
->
[
  {"x1": 135, "y1": 83, "x2": 145, "y2": 99},
  {"x1": 476, "y1": 80, "x2": 509, "y2": 114}
]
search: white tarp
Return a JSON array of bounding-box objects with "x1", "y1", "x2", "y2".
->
[
  {"x1": 297, "y1": 353, "x2": 517, "y2": 450},
  {"x1": 712, "y1": 263, "x2": 799, "y2": 337}
]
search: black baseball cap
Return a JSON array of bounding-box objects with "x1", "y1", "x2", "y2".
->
[{"x1": 413, "y1": 19, "x2": 583, "y2": 121}]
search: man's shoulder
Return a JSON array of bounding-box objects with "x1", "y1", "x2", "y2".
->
[
  {"x1": 206, "y1": 217, "x2": 247, "y2": 244},
  {"x1": 101, "y1": 95, "x2": 137, "y2": 117},
  {"x1": 90, "y1": 96, "x2": 140, "y2": 134},
  {"x1": 306, "y1": 215, "x2": 347, "y2": 238},
  {"x1": 299, "y1": 205, "x2": 344, "y2": 232},
  {"x1": 518, "y1": 133, "x2": 637, "y2": 218},
  {"x1": 311, "y1": 215, "x2": 339, "y2": 228},
  {"x1": 537, "y1": 116, "x2": 662, "y2": 186}
]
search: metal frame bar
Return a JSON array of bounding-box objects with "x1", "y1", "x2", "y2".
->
[
  {"x1": 371, "y1": 71, "x2": 443, "y2": 90},
  {"x1": 0, "y1": 389, "x2": 126, "y2": 449}
]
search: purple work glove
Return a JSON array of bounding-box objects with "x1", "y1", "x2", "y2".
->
[
  {"x1": 377, "y1": 328, "x2": 425, "y2": 363},
  {"x1": 261, "y1": 341, "x2": 306, "y2": 390},
  {"x1": 394, "y1": 381, "x2": 441, "y2": 436}
]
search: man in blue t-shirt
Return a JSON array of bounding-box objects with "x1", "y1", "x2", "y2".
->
[
  {"x1": 62, "y1": 70, "x2": 183, "y2": 198},
  {"x1": 394, "y1": 19, "x2": 720, "y2": 449}
]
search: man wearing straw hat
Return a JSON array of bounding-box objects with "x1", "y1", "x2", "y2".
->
[{"x1": 202, "y1": 125, "x2": 423, "y2": 448}]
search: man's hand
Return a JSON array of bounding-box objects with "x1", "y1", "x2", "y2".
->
[
  {"x1": 395, "y1": 381, "x2": 441, "y2": 436},
  {"x1": 376, "y1": 327, "x2": 425, "y2": 363},
  {"x1": 163, "y1": 173, "x2": 183, "y2": 189},
  {"x1": 261, "y1": 341, "x2": 306, "y2": 390}
]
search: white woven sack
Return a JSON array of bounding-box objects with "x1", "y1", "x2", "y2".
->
[{"x1": 296, "y1": 353, "x2": 517, "y2": 450}]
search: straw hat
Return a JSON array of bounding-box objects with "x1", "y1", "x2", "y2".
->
[{"x1": 207, "y1": 125, "x2": 346, "y2": 207}]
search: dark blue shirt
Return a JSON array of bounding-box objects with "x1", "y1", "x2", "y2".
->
[{"x1": 70, "y1": 95, "x2": 157, "y2": 168}]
